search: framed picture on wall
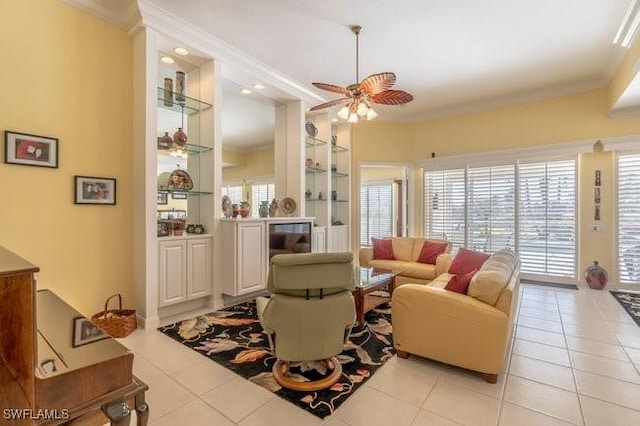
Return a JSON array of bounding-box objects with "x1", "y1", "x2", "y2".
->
[
  {"x1": 157, "y1": 192, "x2": 168, "y2": 205},
  {"x1": 595, "y1": 170, "x2": 601, "y2": 187},
  {"x1": 74, "y1": 176, "x2": 116, "y2": 205},
  {"x1": 4, "y1": 130, "x2": 59, "y2": 168}
]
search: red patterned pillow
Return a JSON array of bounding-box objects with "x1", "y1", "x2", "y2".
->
[
  {"x1": 445, "y1": 269, "x2": 478, "y2": 294},
  {"x1": 448, "y1": 248, "x2": 490, "y2": 275},
  {"x1": 417, "y1": 241, "x2": 448, "y2": 264},
  {"x1": 372, "y1": 238, "x2": 395, "y2": 260}
]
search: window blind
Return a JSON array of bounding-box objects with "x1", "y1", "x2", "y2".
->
[
  {"x1": 617, "y1": 154, "x2": 640, "y2": 283},
  {"x1": 222, "y1": 185, "x2": 243, "y2": 205},
  {"x1": 423, "y1": 169, "x2": 466, "y2": 250},
  {"x1": 360, "y1": 183, "x2": 394, "y2": 246}
]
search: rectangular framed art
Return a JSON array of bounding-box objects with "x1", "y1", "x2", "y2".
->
[
  {"x1": 72, "y1": 317, "x2": 108, "y2": 347},
  {"x1": 74, "y1": 176, "x2": 116, "y2": 205},
  {"x1": 157, "y1": 192, "x2": 168, "y2": 205},
  {"x1": 4, "y1": 130, "x2": 59, "y2": 168}
]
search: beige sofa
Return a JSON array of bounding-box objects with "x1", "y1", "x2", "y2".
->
[
  {"x1": 391, "y1": 249, "x2": 520, "y2": 383},
  {"x1": 359, "y1": 237, "x2": 452, "y2": 285}
]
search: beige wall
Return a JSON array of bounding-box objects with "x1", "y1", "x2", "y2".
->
[
  {"x1": 353, "y1": 88, "x2": 640, "y2": 281},
  {"x1": 0, "y1": 0, "x2": 133, "y2": 315}
]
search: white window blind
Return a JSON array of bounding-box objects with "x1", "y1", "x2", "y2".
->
[
  {"x1": 617, "y1": 154, "x2": 640, "y2": 284},
  {"x1": 467, "y1": 165, "x2": 516, "y2": 253},
  {"x1": 424, "y1": 169, "x2": 466, "y2": 249},
  {"x1": 518, "y1": 160, "x2": 576, "y2": 277},
  {"x1": 251, "y1": 183, "x2": 275, "y2": 217},
  {"x1": 360, "y1": 183, "x2": 394, "y2": 246},
  {"x1": 222, "y1": 185, "x2": 243, "y2": 204}
]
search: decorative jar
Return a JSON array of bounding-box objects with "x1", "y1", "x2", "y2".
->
[
  {"x1": 585, "y1": 261, "x2": 608, "y2": 290},
  {"x1": 259, "y1": 201, "x2": 269, "y2": 218},
  {"x1": 173, "y1": 128, "x2": 187, "y2": 146},
  {"x1": 239, "y1": 201, "x2": 251, "y2": 218}
]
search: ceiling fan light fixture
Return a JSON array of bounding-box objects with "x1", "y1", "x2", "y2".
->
[
  {"x1": 337, "y1": 105, "x2": 350, "y2": 119},
  {"x1": 356, "y1": 101, "x2": 369, "y2": 116},
  {"x1": 366, "y1": 107, "x2": 378, "y2": 120},
  {"x1": 348, "y1": 112, "x2": 358, "y2": 123}
]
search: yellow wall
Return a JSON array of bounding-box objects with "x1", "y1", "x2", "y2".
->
[
  {"x1": 353, "y1": 88, "x2": 640, "y2": 282},
  {"x1": 0, "y1": 0, "x2": 133, "y2": 315},
  {"x1": 222, "y1": 145, "x2": 274, "y2": 181}
]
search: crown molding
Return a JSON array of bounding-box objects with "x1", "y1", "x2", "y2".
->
[
  {"x1": 62, "y1": 0, "x2": 140, "y2": 30},
  {"x1": 135, "y1": 0, "x2": 324, "y2": 106},
  {"x1": 609, "y1": 104, "x2": 640, "y2": 119}
]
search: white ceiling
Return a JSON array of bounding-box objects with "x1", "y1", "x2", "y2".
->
[{"x1": 141, "y1": 0, "x2": 634, "y2": 121}]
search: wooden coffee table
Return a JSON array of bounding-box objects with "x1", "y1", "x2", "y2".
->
[{"x1": 353, "y1": 267, "x2": 397, "y2": 327}]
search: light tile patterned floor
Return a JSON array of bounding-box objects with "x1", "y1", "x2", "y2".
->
[{"x1": 117, "y1": 284, "x2": 640, "y2": 425}]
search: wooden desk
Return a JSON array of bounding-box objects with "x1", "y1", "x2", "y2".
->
[{"x1": 0, "y1": 246, "x2": 149, "y2": 426}]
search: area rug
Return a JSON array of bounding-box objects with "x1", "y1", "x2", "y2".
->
[
  {"x1": 610, "y1": 291, "x2": 640, "y2": 327},
  {"x1": 159, "y1": 300, "x2": 394, "y2": 419}
]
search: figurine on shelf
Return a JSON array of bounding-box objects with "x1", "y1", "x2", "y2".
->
[
  {"x1": 305, "y1": 189, "x2": 312, "y2": 199},
  {"x1": 269, "y1": 198, "x2": 278, "y2": 217},
  {"x1": 318, "y1": 191, "x2": 323, "y2": 200}
]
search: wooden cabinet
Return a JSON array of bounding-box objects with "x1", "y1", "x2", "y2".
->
[
  {"x1": 158, "y1": 235, "x2": 212, "y2": 307},
  {"x1": 329, "y1": 225, "x2": 350, "y2": 252},
  {"x1": 222, "y1": 220, "x2": 267, "y2": 296}
]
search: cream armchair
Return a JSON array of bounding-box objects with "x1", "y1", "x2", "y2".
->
[{"x1": 257, "y1": 252, "x2": 356, "y2": 391}]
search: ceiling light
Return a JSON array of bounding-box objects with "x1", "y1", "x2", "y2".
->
[
  {"x1": 174, "y1": 47, "x2": 189, "y2": 56},
  {"x1": 614, "y1": 0, "x2": 640, "y2": 47},
  {"x1": 348, "y1": 112, "x2": 358, "y2": 123},
  {"x1": 252, "y1": 83, "x2": 265, "y2": 90},
  {"x1": 366, "y1": 108, "x2": 378, "y2": 120},
  {"x1": 337, "y1": 106, "x2": 350, "y2": 120},
  {"x1": 240, "y1": 88, "x2": 252, "y2": 95},
  {"x1": 356, "y1": 101, "x2": 369, "y2": 116},
  {"x1": 160, "y1": 56, "x2": 175, "y2": 64}
]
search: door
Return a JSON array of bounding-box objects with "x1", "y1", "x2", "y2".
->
[
  {"x1": 237, "y1": 222, "x2": 267, "y2": 294},
  {"x1": 187, "y1": 237, "x2": 212, "y2": 299},
  {"x1": 158, "y1": 240, "x2": 187, "y2": 307}
]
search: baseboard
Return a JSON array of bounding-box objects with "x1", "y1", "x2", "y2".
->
[{"x1": 521, "y1": 279, "x2": 579, "y2": 290}]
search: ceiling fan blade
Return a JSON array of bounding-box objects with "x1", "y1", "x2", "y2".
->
[
  {"x1": 312, "y1": 82, "x2": 350, "y2": 95},
  {"x1": 369, "y1": 90, "x2": 414, "y2": 105},
  {"x1": 309, "y1": 98, "x2": 350, "y2": 111},
  {"x1": 359, "y1": 72, "x2": 396, "y2": 96}
]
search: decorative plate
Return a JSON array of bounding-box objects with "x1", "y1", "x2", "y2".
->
[
  {"x1": 167, "y1": 169, "x2": 193, "y2": 191},
  {"x1": 157, "y1": 172, "x2": 171, "y2": 190},
  {"x1": 305, "y1": 121, "x2": 318, "y2": 137},
  {"x1": 279, "y1": 197, "x2": 297, "y2": 215},
  {"x1": 221, "y1": 195, "x2": 232, "y2": 218}
]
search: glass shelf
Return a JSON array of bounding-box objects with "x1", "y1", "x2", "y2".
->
[
  {"x1": 305, "y1": 136, "x2": 328, "y2": 147},
  {"x1": 305, "y1": 198, "x2": 327, "y2": 202},
  {"x1": 305, "y1": 166, "x2": 327, "y2": 174},
  {"x1": 333, "y1": 199, "x2": 349, "y2": 203},
  {"x1": 158, "y1": 143, "x2": 212, "y2": 155},
  {"x1": 157, "y1": 87, "x2": 212, "y2": 115},
  {"x1": 332, "y1": 144, "x2": 348, "y2": 153},
  {"x1": 157, "y1": 189, "x2": 213, "y2": 195},
  {"x1": 331, "y1": 171, "x2": 348, "y2": 178}
]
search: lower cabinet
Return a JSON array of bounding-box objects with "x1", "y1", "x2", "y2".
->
[
  {"x1": 158, "y1": 236, "x2": 212, "y2": 307},
  {"x1": 312, "y1": 227, "x2": 326, "y2": 253},
  {"x1": 222, "y1": 220, "x2": 267, "y2": 296},
  {"x1": 328, "y1": 225, "x2": 350, "y2": 252}
]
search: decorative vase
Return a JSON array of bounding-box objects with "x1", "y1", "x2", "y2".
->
[
  {"x1": 157, "y1": 132, "x2": 173, "y2": 149},
  {"x1": 585, "y1": 261, "x2": 608, "y2": 290},
  {"x1": 232, "y1": 204, "x2": 239, "y2": 218},
  {"x1": 239, "y1": 201, "x2": 251, "y2": 218},
  {"x1": 186, "y1": 224, "x2": 196, "y2": 234},
  {"x1": 175, "y1": 71, "x2": 186, "y2": 102},
  {"x1": 259, "y1": 201, "x2": 269, "y2": 218},
  {"x1": 163, "y1": 78, "x2": 173, "y2": 107},
  {"x1": 173, "y1": 128, "x2": 187, "y2": 146}
]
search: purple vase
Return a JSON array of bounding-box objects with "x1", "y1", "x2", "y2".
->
[{"x1": 585, "y1": 261, "x2": 608, "y2": 290}]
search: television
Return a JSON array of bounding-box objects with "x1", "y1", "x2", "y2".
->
[{"x1": 268, "y1": 222, "x2": 312, "y2": 258}]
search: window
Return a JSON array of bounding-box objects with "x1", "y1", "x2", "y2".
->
[
  {"x1": 251, "y1": 183, "x2": 275, "y2": 217},
  {"x1": 222, "y1": 184, "x2": 243, "y2": 205},
  {"x1": 518, "y1": 160, "x2": 576, "y2": 278},
  {"x1": 360, "y1": 182, "x2": 394, "y2": 245},
  {"x1": 617, "y1": 153, "x2": 640, "y2": 284},
  {"x1": 424, "y1": 158, "x2": 576, "y2": 279}
]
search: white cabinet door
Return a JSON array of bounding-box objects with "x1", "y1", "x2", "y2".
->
[
  {"x1": 329, "y1": 225, "x2": 350, "y2": 253},
  {"x1": 312, "y1": 227, "x2": 326, "y2": 253},
  {"x1": 187, "y1": 237, "x2": 212, "y2": 299},
  {"x1": 236, "y1": 222, "x2": 267, "y2": 294},
  {"x1": 158, "y1": 240, "x2": 187, "y2": 307}
]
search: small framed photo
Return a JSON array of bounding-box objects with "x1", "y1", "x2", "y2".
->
[
  {"x1": 74, "y1": 176, "x2": 116, "y2": 205},
  {"x1": 4, "y1": 130, "x2": 59, "y2": 168},
  {"x1": 595, "y1": 170, "x2": 601, "y2": 187},
  {"x1": 594, "y1": 187, "x2": 601, "y2": 204},
  {"x1": 72, "y1": 317, "x2": 108, "y2": 347},
  {"x1": 172, "y1": 192, "x2": 187, "y2": 200},
  {"x1": 157, "y1": 192, "x2": 168, "y2": 205},
  {"x1": 594, "y1": 204, "x2": 601, "y2": 221}
]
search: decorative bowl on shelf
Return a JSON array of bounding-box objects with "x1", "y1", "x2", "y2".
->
[
  {"x1": 305, "y1": 122, "x2": 318, "y2": 137},
  {"x1": 167, "y1": 168, "x2": 193, "y2": 191},
  {"x1": 157, "y1": 172, "x2": 171, "y2": 190},
  {"x1": 279, "y1": 197, "x2": 297, "y2": 216}
]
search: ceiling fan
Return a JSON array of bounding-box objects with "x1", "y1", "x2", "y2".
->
[{"x1": 309, "y1": 25, "x2": 414, "y2": 122}]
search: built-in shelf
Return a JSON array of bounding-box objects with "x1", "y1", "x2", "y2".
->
[
  {"x1": 157, "y1": 189, "x2": 213, "y2": 195},
  {"x1": 158, "y1": 143, "x2": 212, "y2": 155},
  {"x1": 305, "y1": 166, "x2": 327, "y2": 174}
]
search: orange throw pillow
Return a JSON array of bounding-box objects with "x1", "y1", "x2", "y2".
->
[
  {"x1": 372, "y1": 238, "x2": 395, "y2": 260},
  {"x1": 448, "y1": 248, "x2": 490, "y2": 275},
  {"x1": 417, "y1": 241, "x2": 448, "y2": 265},
  {"x1": 445, "y1": 269, "x2": 478, "y2": 294}
]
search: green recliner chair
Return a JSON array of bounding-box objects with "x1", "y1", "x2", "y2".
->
[{"x1": 257, "y1": 252, "x2": 356, "y2": 391}]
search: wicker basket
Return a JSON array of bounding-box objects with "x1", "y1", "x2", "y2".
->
[{"x1": 91, "y1": 294, "x2": 137, "y2": 338}]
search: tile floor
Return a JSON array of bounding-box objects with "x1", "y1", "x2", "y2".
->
[{"x1": 117, "y1": 284, "x2": 640, "y2": 425}]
